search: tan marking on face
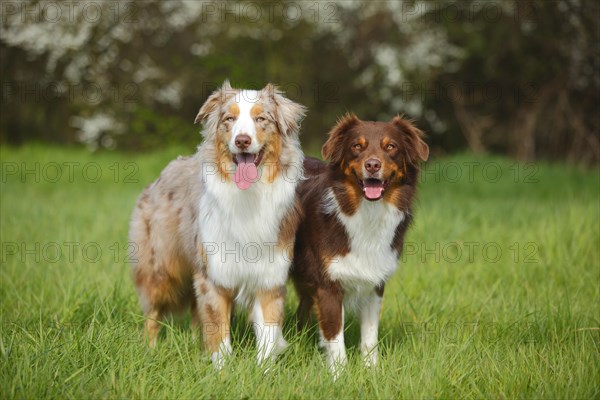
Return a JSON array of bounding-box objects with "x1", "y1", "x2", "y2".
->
[
  {"x1": 340, "y1": 178, "x2": 361, "y2": 214},
  {"x1": 256, "y1": 125, "x2": 268, "y2": 147},
  {"x1": 253, "y1": 102, "x2": 282, "y2": 183},
  {"x1": 340, "y1": 142, "x2": 364, "y2": 213},
  {"x1": 228, "y1": 103, "x2": 240, "y2": 117},
  {"x1": 344, "y1": 158, "x2": 361, "y2": 179},
  {"x1": 380, "y1": 136, "x2": 404, "y2": 183},
  {"x1": 250, "y1": 104, "x2": 263, "y2": 118},
  {"x1": 383, "y1": 185, "x2": 402, "y2": 205},
  {"x1": 211, "y1": 100, "x2": 241, "y2": 182},
  {"x1": 214, "y1": 123, "x2": 233, "y2": 181},
  {"x1": 343, "y1": 137, "x2": 366, "y2": 176},
  {"x1": 381, "y1": 136, "x2": 394, "y2": 154},
  {"x1": 261, "y1": 130, "x2": 282, "y2": 183}
]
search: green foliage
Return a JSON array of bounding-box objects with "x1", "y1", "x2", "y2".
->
[
  {"x1": 414, "y1": 0, "x2": 599, "y2": 161},
  {"x1": 117, "y1": 106, "x2": 199, "y2": 151},
  {"x1": 1, "y1": 1, "x2": 597, "y2": 163},
  {"x1": 1, "y1": 146, "x2": 598, "y2": 398}
]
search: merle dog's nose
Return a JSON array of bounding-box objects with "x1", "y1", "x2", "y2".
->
[
  {"x1": 235, "y1": 134, "x2": 252, "y2": 150},
  {"x1": 365, "y1": 158, "x2": 381, "y2": 174}
]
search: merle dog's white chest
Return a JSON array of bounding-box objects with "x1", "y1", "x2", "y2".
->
[
  {"x1": 198, "y1": 169, "x2": 297, "y2": 291},
  {"x1": 323, "y1": 189, "x2": 404, "y2": 291}
]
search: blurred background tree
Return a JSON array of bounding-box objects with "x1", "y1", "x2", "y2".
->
[{"x1": 1, "y1": 0, "x2": 598, "y2": 163}]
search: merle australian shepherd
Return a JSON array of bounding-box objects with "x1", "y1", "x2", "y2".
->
[
  {"x1": 292, "y1": 113, "x2": 428, "y2": 375},
  {"x1": 130, "y1": 81, "x2": 306, "y2": 368}
]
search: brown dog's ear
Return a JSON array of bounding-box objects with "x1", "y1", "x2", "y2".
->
[
  {"x1": 322, "y1": 113, "x2": 360, "y2": 164},
  {"x1": 194, "y1": 80, "x2": 233, "y2": 124},
  {"x1": 391, "y1": 115, "x2": 429, "y2": 164},
  {"x1": 263, "y1": 83, "x2": 307, "y2": 137}
]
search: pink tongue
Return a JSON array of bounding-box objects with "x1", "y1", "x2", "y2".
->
[
  {"x1": 234, "y1": 153, "x2": 258, "y2": 190},
  {"x1": 363, "y1": 181, "x2": 384, "y2": 199}
]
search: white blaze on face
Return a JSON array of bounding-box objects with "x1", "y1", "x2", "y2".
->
[{"x1": 230, "y1": 90, "x2": 262, "y2": 154}]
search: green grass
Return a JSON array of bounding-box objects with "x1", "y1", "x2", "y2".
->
[{"x1": 1, "y1": 144, "x2": 599, "y2": 399}]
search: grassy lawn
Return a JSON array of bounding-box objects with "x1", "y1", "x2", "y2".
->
[{"x1": 1, "y1": 144, "x2": 598, "y2": 399}]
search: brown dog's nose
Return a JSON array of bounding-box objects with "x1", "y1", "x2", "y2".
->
[
  {"x1": 365, "y1": 158, "x2": 381, "y2": 174},
  {"x1": 234, "y1": 134, "x2": 252, "y2": 150}
]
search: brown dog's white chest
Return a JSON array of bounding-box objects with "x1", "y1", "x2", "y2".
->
[{"x1": 321, "y1": 189, "x2": 404, "y2": 292}]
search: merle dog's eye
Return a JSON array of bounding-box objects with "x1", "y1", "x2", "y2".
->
[
  {"x1": 256, "y1": 116, "x2": 266, "y2": 123},
  {"x1": 225, "y1": 116, "x2": 235, "y2": 122},
  {"x1": 386, "y1": 143, "x2": 396, "y2": 150}
]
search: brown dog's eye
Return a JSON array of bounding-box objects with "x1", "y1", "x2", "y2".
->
[
  {"x1": 353, "y1": 143, "x2": 363, "y2": 151},
  {"x1": 256, "y1": 117, "x2": 266, "y2": 123},
  {"x1": 385, "y1": 143, "x2": 396, "y2": 151}
]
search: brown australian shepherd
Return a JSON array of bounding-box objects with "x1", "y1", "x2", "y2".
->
[{"x1": 291, "y1": 113, "x2": 428, "y2": 376}]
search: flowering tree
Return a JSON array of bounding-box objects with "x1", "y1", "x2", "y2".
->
[{"x1": 1, "y1": 0, "x2": 597, "y2": 163}]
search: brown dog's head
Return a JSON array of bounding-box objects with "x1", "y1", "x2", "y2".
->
[{"x1": 322, "y1": 113, "x2": 428, "y2": 201}]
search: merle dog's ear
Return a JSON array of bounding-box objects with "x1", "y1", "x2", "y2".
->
[
  {"x1": 391, "y1": 115, "x2": 429, "y2": 164},
  {"x1": 322, "y1": 113, "x2": 360, "y2": 164},
  {"x1": 263, "y1": 83, "x2": 307, "y2": 137},
  {"x1": 194, "y1": 80, "x2": 233, "y2": 124}
]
